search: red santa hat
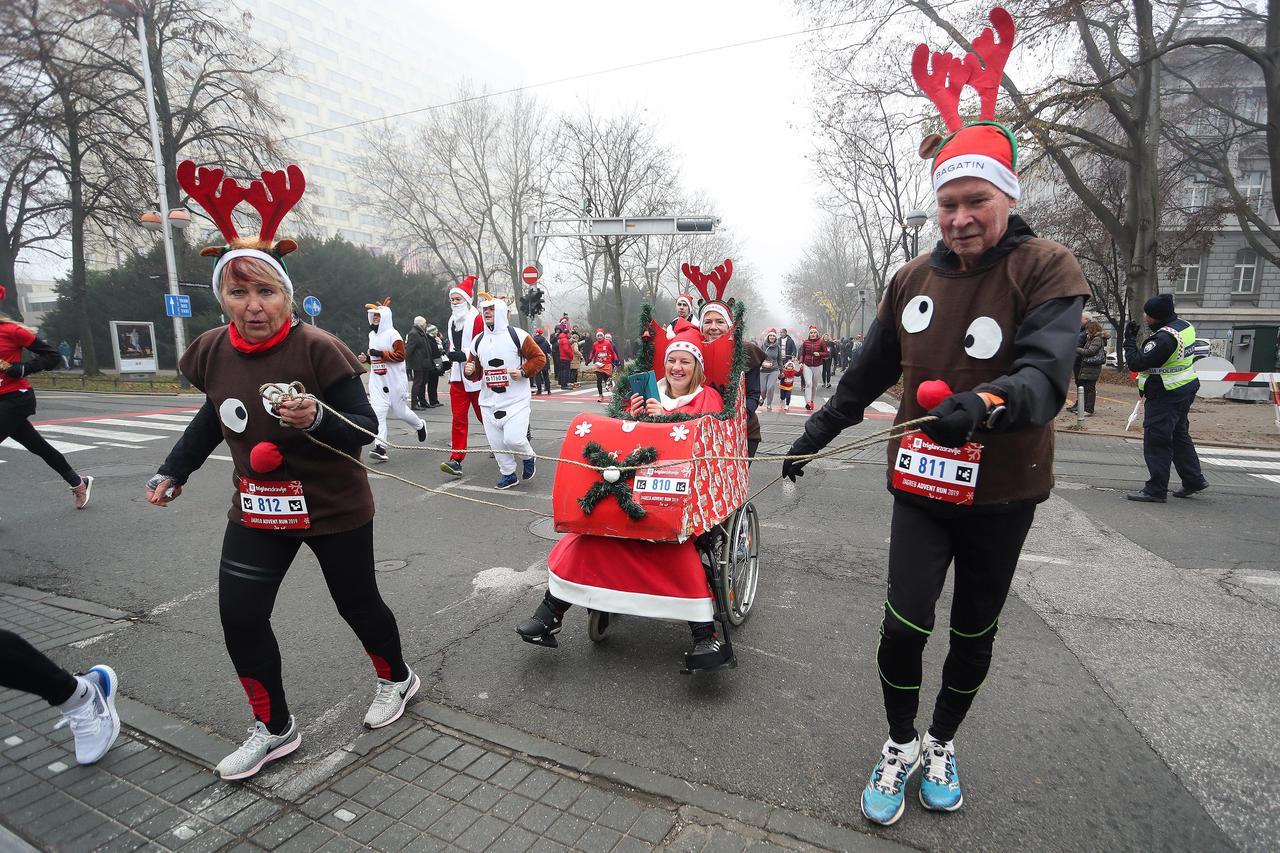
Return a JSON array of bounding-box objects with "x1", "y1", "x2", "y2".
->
[
  {"x1": 682, "y1": 260, "x2": 734, "y2": 328},
  {"x1": 449, "y1": 275, "x2": 476, "y2": 302},
  {"x1": 0, "y1": 284, "x2": 6, "y2": 302},
  {"x1": 665, "y1": 325, "x2": 704, "y2": 366},
  {"x1": 807, "y1": 325, "x2": 819, "y2": 336},
  {"x1": 913, "y1": 8, "x2": 1020, "y2": 199},
  {"x1": 595, "y1": 328, "x2": 605, "y2": 337},
  {"x1": 675, "y1": 294, "x2": 695, "y2": 309}
]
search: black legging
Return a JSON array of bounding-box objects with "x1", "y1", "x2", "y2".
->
[
  {"x1": 596, "y1": 371, "x2": 608, "y2": 397},
  {"x1": 219, "y1": 520, "x2": 408, "y2": 734},
  {"x1": 877, "y1": 498, "x2": 1035, "y2": 744},
  {"x1": 822, "y1": 359, "x2": 833, "y2": 385},
  {"x1": 0, "y1": 390, "x2": 81, "y2": 486},
  {"x1": 0, "y1": 629, "x2": 77, "y2": 705}
]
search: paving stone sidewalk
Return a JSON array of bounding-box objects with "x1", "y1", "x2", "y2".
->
[{"x1": 0, "y1": 586, "x2": 904, "y2": 852}]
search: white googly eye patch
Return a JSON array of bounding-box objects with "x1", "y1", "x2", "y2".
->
[
  {"x1": 219, "y1": 398, "x2": 249, "y2": 433},
  {"x1": 963, "y1": 317, "x2": 1003, "y2": 359},
  {"x1": 902, "y1": 296, "x2": 934, "y2": 333},
  {"x1": 260, "y1": 382, "x2": 293, "y2": 416}
]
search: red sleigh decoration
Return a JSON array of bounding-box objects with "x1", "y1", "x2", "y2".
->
[{"x1": 552, "y1": 377, "x2": 749, "y2": 543}]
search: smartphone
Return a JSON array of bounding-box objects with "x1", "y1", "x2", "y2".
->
[{"x1": 628, "y1": 370, "x2": 659, "y2": 401}]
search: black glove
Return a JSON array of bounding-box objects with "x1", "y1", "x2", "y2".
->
[
  {"x1": 3, "y1": 362, "x2": 25, "y2": 379},
  {"x1": 782, "y1": 433, "x2": 820, "y2": 483},
  {"x1": 1124, "y1": 320, "x2": 1139, "y2": 339},
  {"x1": 446, "y1": 351, "x2": 467, "y2": 362},
  {"x1": 919, "y1": 391, "x2": 987, "y2": 448}
]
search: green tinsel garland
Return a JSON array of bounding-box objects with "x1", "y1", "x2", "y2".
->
[
  {"x1": 606, "y1": 300, "x2": 748, "y2": 424},
  {"x1": 577, "y1": 441, "x2": 659, "y2": 521}
]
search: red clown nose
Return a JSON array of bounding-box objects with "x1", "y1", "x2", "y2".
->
[
  {"x1": 250, "y1": 441, "x2": 284, "y2": 473},
  {"x1": 916, "y1": 379, "x2": 953, "y2": 410}
]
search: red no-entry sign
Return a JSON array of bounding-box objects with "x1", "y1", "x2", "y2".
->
[{"x1": 522, "y1": 264, "x2": 540, "y2": 286}]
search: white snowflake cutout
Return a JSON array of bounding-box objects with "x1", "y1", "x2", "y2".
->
[
  {"x1": 574, "y1": 421, "x2": 593, "y2": 437},
  {"x1": 669, "y1": 424, "x2": 690, "y2": 442},
  {"x1": 621, "y1": 421, "x2": 638, "y2": 433}
]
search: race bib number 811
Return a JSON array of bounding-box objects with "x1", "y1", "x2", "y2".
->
[{"x1": 891, "y1": 433, "x2": 982, "y2": 505}]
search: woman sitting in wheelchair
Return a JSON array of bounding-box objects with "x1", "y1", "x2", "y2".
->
[{"x1": 516, "y1": 321, "x2": 733, "y2": 672}]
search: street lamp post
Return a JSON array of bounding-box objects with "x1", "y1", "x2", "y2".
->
[
  {"x1": 903, "y1": 209, "x2": 928, "y2": 262},
  {"x1": 644, "y1": 265, "x2": 659, "y2": 305},
  {"x1": 107, "y1": 1, "x2": 187, "y2": 369}
]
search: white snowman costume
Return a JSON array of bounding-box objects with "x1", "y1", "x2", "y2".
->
[
  {"x1": 366, "y1": 303, "x2": 425, "y2": 450},
  {"x1": 470, "y1": 299, "x2": 537, "y2": 476}
]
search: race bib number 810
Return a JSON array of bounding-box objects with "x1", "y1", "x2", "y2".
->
[{"x1": 891, "y1": 433, "x2": 982, "y2": 505}]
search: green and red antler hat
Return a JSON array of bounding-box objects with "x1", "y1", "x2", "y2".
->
[{"x1": 912, "y1": 7, "x2": 1019, "y2": 199}]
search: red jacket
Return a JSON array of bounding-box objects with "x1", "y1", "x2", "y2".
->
[
  {"x1": 558, "y1": 335, "x2": 576, "y2": 362},
  {"x1": 590, "y1": 339, "x2": 618, "y2": 366},
  {"x1": 800, "y1": 337, "x2": 829, "y2": 367}
]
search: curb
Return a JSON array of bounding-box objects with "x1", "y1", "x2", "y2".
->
[
  {"x1": 1053, "y1": 423, "x2": 1279, "y2": 452},
  {"x1": 408, "y1": 701, "x2": 912, "y2": 853}
]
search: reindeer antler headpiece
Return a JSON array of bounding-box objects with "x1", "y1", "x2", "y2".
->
[
  {"x1": 911, "y1": 7, "x2": 1020, "y2": 199},
  {"x1": 681, "y1": 259, "x2": 735, "y2": 326},
  {"x1": 177, "y1": 159, "x2": 306, "y2": 304}
]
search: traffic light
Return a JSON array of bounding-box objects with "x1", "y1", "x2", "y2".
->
[{"x1": 530, "y1": 287, "x2": 545, "y2": 316}]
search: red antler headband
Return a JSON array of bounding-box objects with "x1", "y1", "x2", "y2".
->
[
  {"x1": 681, "y1": 259, "x2": 733, "y2": 304},
  {"x1": 912, "y1": 8, "x2": 1020, "y2": 199},
  {"x1": 178, "y1": 159, "x2": 306, "y2": 303},
  {"x1": 911, "y1": 7, "x2": 1014, "y2": 133}
]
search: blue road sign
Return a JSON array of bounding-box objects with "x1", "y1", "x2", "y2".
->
[
  {"x1": 303, "y1": 295, "x2": 322, "y2": 317},
  {"x1": 164, "y1": 294, "x2": 192, "y2": 318}
]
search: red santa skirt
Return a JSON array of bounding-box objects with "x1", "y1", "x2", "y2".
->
[{"x1": 547, "y1": 533, "x2": 714, "y2": 622}]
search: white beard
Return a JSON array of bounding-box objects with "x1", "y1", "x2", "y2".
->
[{"x1": 450, "y1": 303, "x2": 468, "y2": 326}]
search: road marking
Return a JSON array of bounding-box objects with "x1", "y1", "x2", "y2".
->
[
  {"x1": 147, "y1": 584, "x2": 216, "y2": 618},
  {"x1": 1242, "y1": 575, "x2": 1280, "y2": 586},
  {"x1": 1251, "y1": 473, "x2": 1280, "y2": 485},
  {"x1": 136, "y1": 413, "x2": 195, "y2": 423},
  {"x1": 209, "y1": 454, "x2": 234, "y2": 462},
  {"x1": 1197, "y1": 446, "x2": 1280, "y2": 459},
  {"x1": 88, "y1": 418, "x2": 190, "y2": 432},
  {"x1": 2, "y1": 437, "x2": 95, "y2": 454},
  {"x1": 1019, "y1": 553, "x2": 1071, "y2": 566},
  {"x1": 869, "y1": 401, "x2": 897, "y2": 414},
  {"x1": 1202, "y1": 457, "x2": 1280, "y2": 471},
  {"x1": 39, "y1": 425, "x2": 167, "y2": 442}
]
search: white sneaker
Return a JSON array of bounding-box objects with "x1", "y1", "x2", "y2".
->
[
  {"x1": 215, "y1": 717, "x2": 301, "y2": 780},
  {"x1": 70, "y1": 475, "x2": 93, "y2": 509},
  {"x1": 54, "y1": 665, "x2": 120, "y2": 765},
  {"x1": 363, "y1": 669, "x2": 419, "y2": 729}
]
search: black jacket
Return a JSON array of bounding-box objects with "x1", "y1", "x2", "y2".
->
[
  {"x1": 405, "y1": 326, "x2": 431, "y2": 371},
  {"x1": 1124, "y1": 317, "x2": 1194, "y2": 396}
]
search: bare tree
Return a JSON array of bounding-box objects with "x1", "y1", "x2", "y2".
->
[
  {"x1": 360, "y1": 86, "x2": 559, "y2": 324},
  {"x1": 554, "y1": 106, "x2": 680, "y2": 331},
  {"x1": 784, "y1": 213, "x2": 868, "y2": 337}
]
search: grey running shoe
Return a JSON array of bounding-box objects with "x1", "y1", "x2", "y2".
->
[
  {"x1": 363, "y1": 669, "x2": 419, "y2": 729},
  {"x1": 54, "y1": 665, "x2": 120, "y2": 764},
  {"x1": 70, "y1": 475, "x2": 93, "y2": 509},
  {"x1": 215, "y1": 717, "x2": 301, "y2": 780},
  {"x1": 369, "y1": 445, "x2": 389, "y2": 463}
]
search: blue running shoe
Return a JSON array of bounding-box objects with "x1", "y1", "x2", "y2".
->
[
  {"x1": 860, "y1": 738, "x2": 920, "y2": 826},
  {"x1": 495, "y1": 474, "x2": 518, "y2": 490},
  {"x1": 919, "y1": 737, "x2": 963, "y2": 812},
  {"x1": 522, "y1": 457, "x2": 536, "y2": 481}
]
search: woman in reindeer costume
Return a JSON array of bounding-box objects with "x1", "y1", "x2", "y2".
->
[
  {"x1": 359, "y1": 298, "x2": 426, "y2": 463},
  {"x1": 147, "y1": 160, "x2": 418, "y2": 782},
  {"x1": 784, "y1": 8, "x2": 1088, "y2": 826}
]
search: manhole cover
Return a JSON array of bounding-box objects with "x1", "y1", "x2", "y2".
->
[
  {"x1": 375, "y1": 560, "x2": 408, "y2": 573},
  {"x1": 528, "y1": 517, "x2": 565, "y2": 542}
]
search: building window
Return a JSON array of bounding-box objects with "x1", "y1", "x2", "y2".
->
[
  {"x1": 1233, "y1": 249, "x2": 1258, "y2": 294},
  {"x1": 1239, "y1": 93, "x2": 1263, "y2": 125},
  {"x1": 1184, "y1": 175, "x2": 1210, "y2": 209},
  {"x1": 1175, "y1": 255, "x2": 1202, "y2": 294},
  {"x1": 1189, "y1": 110, "x2": 1218, "y2": 137},
  {"x1": 1239, "y1": 171, "x2": 1266, "y2": 208}
]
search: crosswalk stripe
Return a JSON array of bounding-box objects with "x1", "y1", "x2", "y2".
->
[
  {"x1": 1203, "y1": 458, "x2": 1280, "y2": 471},
  {"x1": 39, "y1": 425, "x2": 167, "y2": 442},
  {"x1": 136, "y1": 413, "x2": 196, "y2": 423},
  {"x1": 869, "y1": 401, "x2": 897, "y2": 414},
  {"x1": 2, "y1": 437, "x2": 95, "y2": 454},
  {"x1": 1198, "y1": 446, "x2": 1280, "y2": 460},
  {"x1": 86, "y1": 418, "x2": 189, "y2": 432},
  {"x1": 1251, "y1": 473, "x2": 1280, "y2": 485}
]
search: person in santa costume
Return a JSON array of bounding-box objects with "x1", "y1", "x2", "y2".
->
[
  {"x1": 696, "y1": 269, "x2": 765, "y2": 459},
  {"x1": 463, "y1": 297, "x2": 546, "y2": 490},
  {"x1": 783, "y1": 8, "x2": 1088, "y2": 825},
  {"x1": 515, "y1": 322, "x2": 734, "y2": 672},
  {"x1": 671, "y1": 293, "x2": 700, "y2": 329},
  {"x1": 440, "y1": 276, "x2": 484, "y2": 477},
  {"x1": 359, "y1": 299, "x2": 426, "y2": 462}
]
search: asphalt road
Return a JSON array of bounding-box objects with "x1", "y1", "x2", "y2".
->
[{"x1": 2, "y1": 387, "x2": 1276, "y2": 851}]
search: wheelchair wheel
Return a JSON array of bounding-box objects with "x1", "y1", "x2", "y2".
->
[
  {"x1": 587, "y1": 609, "x2": 611, "y2": 642},
  {"x1": 720, "y1": 502, "x2": 760, "y2": 625}
]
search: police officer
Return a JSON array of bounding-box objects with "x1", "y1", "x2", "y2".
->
[{"x1": 1123, "y1": 293, "x2": 1208, "y2": 502}]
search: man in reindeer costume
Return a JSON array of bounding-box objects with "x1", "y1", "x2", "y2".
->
[
  {"x1": 784, "y1": 8, "x2": 1088, "y2": 826},
  {"x1": 464, "y1": 296, "x2": 546, "y2": 490},
  {"x1": 360, "y1": 299, "x2": 426, "y2": 463}
]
